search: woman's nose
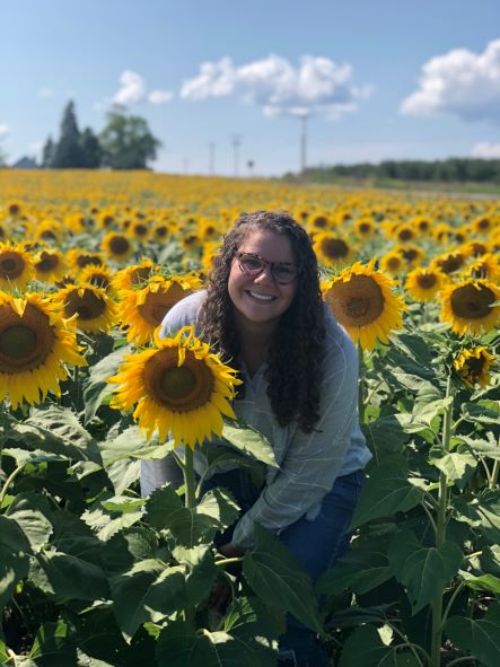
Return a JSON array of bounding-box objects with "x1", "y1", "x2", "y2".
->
[{"x1": 253, "y1": 265, "x2": 275, "y2": 284}]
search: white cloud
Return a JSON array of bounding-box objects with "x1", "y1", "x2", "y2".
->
[
  {"x1": 180, "y1": 54, "x2": 369, "y2": 118},
  {"x1": 401, "y1": 39, "x2": 500, "y2": 122},
  {"x1": 471, "y1": 141, "x2": 500, "y2": 158},
  {"x1": 113, "y1": 70, "x2": 146, "y2": 105},
  {"x1": 29, "y1": 141, "x2": 44, "y2": 154},
  {"x1": 38, "y1": 87, "x2": 54, "y2": 98},
  {"x1": 148, "y1": 89, "x2": 174, "y2": 105},
  {"x1": 0, "y1": 125, "x2": 9, "y2": 138}
]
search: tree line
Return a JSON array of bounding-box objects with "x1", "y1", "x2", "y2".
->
[
  {"x1": 297, "y1": 158, "x2": 500, "y2": 183},
  {"x1": 40, "y1": 101, "x2": 161, "y2": 170}
]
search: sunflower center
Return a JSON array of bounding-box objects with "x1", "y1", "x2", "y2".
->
[
  {"x1": 110, "y1": 236, "x2": 131, "y2": 255},
  {"x1": 417, "y1": 274, "x2": 437, "y2": 289},
  {"x1": 131, "y1": 267, "x2": 152, "y2": 285},
  {"x1": 0, "y1": 254, "x2": 24, "y2": 278},
  {"x1": 36, "y1": 253, "x2": 58, "y2": 273},
  {"x1": 160, "y1": 366, "x2": 197, "y2": 400},
  {"x1": 65, "y1": 290, "x2": 106, "y2": 320},
  {"x1": 398, "y1": 229, "x2": 413, "y2": 241},
  {"x1": 0, "y1": 304, "x2": 55, "y2": 372},
  {"x1": 134, "y1": 224, "x2": 148, "y2": 237},
  {"x1": 77, "y1": 255, "x2": 102, "y2": 268},
  {"x1": 333, "y1": 274, "x2": 385, "y2": 326},
  {"x1": 321, "y1": 238, "x2": 349, "y2": 259},
  {"x1": 386, "y1": 257, "x2": 401, "y2": 271},
  {"x1": 145, "y1": 349, "x2": 214, "y2": 411},
  {"x1": 439, "y1": 255, "x2": 464, "y2": 274},
  {"x1": 451, "y1": 284, "x2": 494, "y2": 319},
  {"x1": 0, "y1": 326, "x2": 37, "y2": 359},
  {"x1": 359, "y1": 223, "x2": 371, "y2": 234},
  {"x1": 41, "y1": 230, "x2": 57, "y2": 241}
]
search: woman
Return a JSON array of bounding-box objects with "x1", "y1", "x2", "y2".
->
[{"x1": 141, "y1": 210, "x2": 371, "y2": 666}]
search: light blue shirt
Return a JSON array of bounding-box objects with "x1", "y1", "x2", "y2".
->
[{"x1": 140, "y1": 290, "x2": 372, "y2": 549}]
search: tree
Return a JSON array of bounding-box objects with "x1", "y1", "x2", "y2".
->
[
  {"x1": 100, "y1": 108, "x2": 161, "y2": 170},
  {"x1": 41, "y1": 136, "x2": 55, "y2": 168},
  {"x1": 51, "y1": 100, "x2": 86, "y2": 168},
  {"x1": 80, "y1": 127, "x2": 102, "y2": 168}
]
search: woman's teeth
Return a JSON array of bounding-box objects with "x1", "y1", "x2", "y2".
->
[{"x1": 247, "y1": 291, "x2": 276, "y2": 302}]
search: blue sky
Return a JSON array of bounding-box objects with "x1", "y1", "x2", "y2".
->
[{"x1": 1, "y1": 0, "x2": 500, "y2": 175}]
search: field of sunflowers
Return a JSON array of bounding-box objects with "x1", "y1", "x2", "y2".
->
[{"x1": 0, "y1": 169, "x2": 499, "y2": 666}]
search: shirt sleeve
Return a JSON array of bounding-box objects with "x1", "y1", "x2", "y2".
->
[{"x1": 231, "y1": 321, "x2": 360, "y2": 550}]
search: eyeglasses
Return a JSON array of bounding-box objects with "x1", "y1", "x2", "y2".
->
[{"x1": 236, "y1": 252, "x2": 298, "y2": 285}]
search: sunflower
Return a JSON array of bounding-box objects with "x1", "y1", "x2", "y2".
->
[
  {"x1": 440, "y1": 279, "x2": 500, "y2": 336},
  {"x1": 119, "y1": 275, "x2": 203, "y2": 345},
  {"x1": 0, "y1": 242, "x2": 35, "y2": 290},
  {"x1": 354, "y1": 217, "x2": 376, "y2": 239},
  {"x1": 396, "y1": 244, "x2": 425, "y2": 268},
  {"x1": 108, "y1": 325, "x2": 241, "y2": 448},
  {"x1": 391, "y1": 224, "x2": 416, "y2": 244},
  {"x1": 102, "y1": 232, "x2": 135, "y2": 262},
  {"x1": 67, "y1": 249, "x2": 105, "y2": 271},
  {"x1": 130, "y1": 221, "x2": 150, "y2": 241},
  {"x1": 153, "y1": 223, "x2": 169, "y2": 242},
  {"x1": 0, "y1": 292, "x2": 86, "y2": 408},
  {"x1": 112, "y1": 259, "x2": 157, "y2": 292},
  {"x1": 55, "y1": 283, "x2": 117, "y2": 333},
  {"x1": 453, "y1": 347, "x2": 496, "y2": 388},
  {"x1": 79, "y1": 266, "x2": 115, "y2": 292},
  {"x1": 432, "y1": 252, "x2": 467, "y2": 275},
  {"x1": 34, "y1": 249, "x2": 67, "y2": 283},
  {"x1": 322, "y1": 261, "x2": 405, "y2": 350},
  {"x1": 380, "y1": 251, "x2": 404, "y2": 276},
  {"x1": 313, "y1": 233, "x2": 352, "y2": 267},
  {"x1": 405, "y1": 267, "x2": 449, "y2": 302},
  {"x1": 464, "y1": 254, "x2": 500, "y2": 283},
  {"x1": 33, "y1": 219, "x2": 63, "y2": 244}
]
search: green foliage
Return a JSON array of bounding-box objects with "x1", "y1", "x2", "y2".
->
[{"x1": 100, "y1": 109, "x2": 161, "y2": 170}]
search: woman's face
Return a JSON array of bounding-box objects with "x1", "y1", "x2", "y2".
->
[{"x1": 227, "y1": 228, "x2": 298, "y2": 331}]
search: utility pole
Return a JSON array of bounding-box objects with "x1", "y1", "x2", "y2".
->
[
  {"x1": 209, "y1": 142, "x2": 215, "y2": 175},
  {"x1": 300, "y1": 114, "x2": 308, "y2": 174},
  {"x1": 231, "y1": 134, "x2": 242, "y2": 177}
]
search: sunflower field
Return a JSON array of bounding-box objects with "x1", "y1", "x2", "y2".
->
[{"x1": 0, "y1": 169, "x2": 499, "y2": 667}]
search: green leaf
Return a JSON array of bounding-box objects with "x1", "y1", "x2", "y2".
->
[
  {"x1": 106, "y1": 458, "x2": 141, "y2": 495},
  {"x1": 99, "y1": 426, "x2": 174, "y2": 466},
  {"x1": 109, "y1": 559, "x2": 186, "y2": 641},
  {"x1": 350, "y1": 463, "x2": 423, "y2": 529},
  {"x1": 461, "y1": 571, "x2": 500, "y2": 594},
  {"x1": 429, "y1": 452, "x2": 477, "y2": 482},
  {"x1": 316, "y1": 538, "x2": 392, "y2": 595},
  {"x1": 222, "y1": 422, "x2": 278, "y2": 467},
  {"x1": 243, "y1": 524, "x2": 322, "y2": 634},
  {"x1": 461, "y1": 401, "x2": 499, "y2": 425},
  {"x1": 461, "y1": 436, "x2": 500, "y2": 461},
  {"x1": 83, "y1": 344, "x2": 132, "y2": 423},
  {"x1": 388, "y1": 530, "x2": 463, "y2": 614},
  {"x1": 82, "y1": 495, "x2": 144, "y2": 541},
  {"x1": 101, "y1": 528, "x2": 159, "y2": 574},
  {"x1": 145, "y1": 485, "x2": 221, "y2": 548},
  {"x1": 34, "y1": 550, "x2": 108, "y2": 601},
  {"x1": 338, "y1": 625, "x2": 388, "y2": 667},
  {"x1": 454, "y1": 492, "x2": 500, "y2": 544},
  {"x1": 197, "y1": 488, "x2": 240, "y2": 531},
  {"x1": 412, "y1": 393, "x2": 453, "y2": 427},
  {"x1": 0, "y1": 515, "x2": 31, "y2": 609},
  {"x1": 28, "y1": 620, "x2": 77, "y2": 666},
  {"x1": 363, "y1": 415, "x2": 411, "y2": 459},
  {"x1": 446, "y1": 602, "x2": 500, "y2": 667},
  {"x1": 156, "y1": 620, "x2": 267, "y2": 667}
]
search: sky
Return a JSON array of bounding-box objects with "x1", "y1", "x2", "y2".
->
[{"x1": 1, "y1": 0, "x2": 500, "y2": 176}]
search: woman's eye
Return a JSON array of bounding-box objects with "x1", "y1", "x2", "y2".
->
[
  {"x1": 275, "y1": 266, "x2": 295, "y2": 279},
  {"x1": 243, "y1": 257, "x2": 262, "y2": 270}
]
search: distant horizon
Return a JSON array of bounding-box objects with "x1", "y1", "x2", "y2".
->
[{"x1": 2, "y1": 0, "x2": 500, "y2": 176}]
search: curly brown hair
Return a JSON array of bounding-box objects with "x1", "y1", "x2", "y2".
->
[{"x1": 198, "y1": 210, "x2": 326, "y2": 433}]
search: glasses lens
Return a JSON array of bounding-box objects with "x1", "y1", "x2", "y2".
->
[
  {"x1": 239, "y1": 254, "x2": 264, "y2": 274},
  {"x1": 272, "y1": 265, "x2": 297, "y2": 284}
]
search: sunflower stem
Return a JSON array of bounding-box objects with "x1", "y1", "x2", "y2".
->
[
  {"x1": 489, "y1": 460, "x2": 500, "y2": 489},
  {"x1": 0, "y1": 464, "x2": 24, "y2": 507},
  {"x1": 358, "y1": 343, "x2": 366, "y2": 423},
  {"x1": 182, "y1": 445, "x2": 197, "y2": 509},
  {"x1": 430, "y1": 372, "x2": 454, "y2": 667}
]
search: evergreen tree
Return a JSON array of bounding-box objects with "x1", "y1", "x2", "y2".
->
[
  {"x1": 100, "y1": 108, "x2": 161, "y2": 170},
  {"x1": 41, "y1": 136, "x2": 55, "y2": 168},
  {"x1": 51, "y1": 100, "x2": 86, "y2": 168},
  {"x1": 80, "y1": 127, "x2": 102, "y2": 168}
]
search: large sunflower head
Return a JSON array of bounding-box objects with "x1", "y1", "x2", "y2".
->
[
  {"x1": 0, "y1": 292, "x2": 86, "y2": 408},
  {"x1": 55, "y1": 283, "x2": 117, "y2": 333},
  {"x1": 313, "y1": 233, "x2": 353, "y2": 267},
  {"x1": 101, "y1": 232, "x2": 135, "y2": 262},
  {"x1": 405, "y1": 267, "x2": 449, "y2": 302},
  {"x1": 119, "y1": 275, "x2": 203, "y2": 345},
  {"x1": 67, "y1": 249, "x2": 105, "y2": 271},
  {"x1": 463, "y1": 253, "x2": 500, "y2": 283},
  {"x1": 322, "y1": 261, "x2": 405, "y2": 350},
  {"x1": 79, "y1": 266, "x2": 115, "y2": 292},
  {"x1": 432, "y1": 251, "x2": 467, "y2": 275},
  {"x1": 440, "y1": 279, "x2": 500, "y2": 336},
  {"x1": 108, "y1": 325, "x2": 241, "y2": 448},
  {"x1": 0, "y1": 242, "x2": 35, "y2": 291},
  {"x1": 453, "y1": 346, "x2": 496, "y2": 388},
  {"x1": 112, "y1": 259, "x2": 157, "y2": 292}
]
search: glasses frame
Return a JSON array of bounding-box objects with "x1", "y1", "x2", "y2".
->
[{"x1": 235, "y1": 252, "x2": 299, "y2": 285}]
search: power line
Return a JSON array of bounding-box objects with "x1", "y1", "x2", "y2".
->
[{"x1": 231, "y1": 134, "x2": 242, "y2": 177}]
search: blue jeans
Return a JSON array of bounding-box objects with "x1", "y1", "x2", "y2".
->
[{"x1": 203, "y1": 468, "x2": 364, "y2": 666}]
